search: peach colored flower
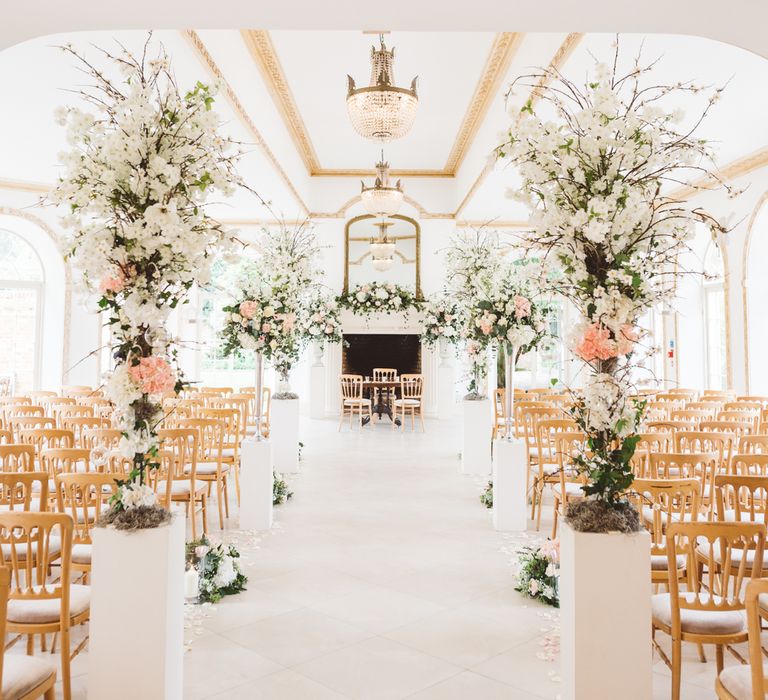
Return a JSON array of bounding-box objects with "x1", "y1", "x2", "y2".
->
[
  {"x1": 281, "y1": 312, "x2": 296, "y2": 332},
  {"x1": 239, "y1": 300, "x2": 258, "y2": 320},
  {"x1": 513, "y1": 295, "x2": 531, "y2": 320},
  {"x1": 574, "y1": 323, "x2": 617, "y2": 362},
  {"x1": 616, "y1": 324, "x2": 639, "y2": 356},
  {"x1": 99, "y1": 270, "x2": 126, "y2": 295},
  {"x1": 128, "y1": 356, "x2": 176, "y2": 395},
  {"x1": 261, "y1": 322, "x2": 272, "y2": 333}
]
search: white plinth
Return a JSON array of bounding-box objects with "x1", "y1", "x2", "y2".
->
[
  {"x1": 437, "y1": 364, "x2": 455, "y2": 420},
  {"x1": 239, "y1": 438, "x2": 273, "y2": 530},
  {"x1": 560, "y1": 522, "x2": 652, "y2": 700},
  {"x1": 89, "y1": 516, "x2": 184, "y2": 700},
  {"x1": 309, "y1": 363, "x2": 326, "y2": 419},
  {"x1": 492, "y1": 438, "x2": 528, "y2": 531},
  {"x1": 461, "y1": 399, "x2": 491, "y2": 474},
  {"x1": 271, "y1": 398, "x2": 300, "y2": 473}
]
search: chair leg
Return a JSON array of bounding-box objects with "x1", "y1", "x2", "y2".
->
[
  {"x1": 671, "y1": 638, "x2": 682, "y2": 700},
  {"x1": 223, "y1": 476, "x2": 230, "y2": 518},
  {"x1": 716, "y1": 644, "x2": 724, "y2": 673},
  {"x1": 201, "y1": 495, "x2": 208, "y2": 534},
  {"x1": 551, "y1": 497, "x2": 560, "y2": 539},
  {"x1": 61, "y1": 628, "x2": 72, "y2": 700},
  {"x1": 234, "y1": 462, "x2": 241, "y2": 506},
  {"x1": 44, "y1": 687, "x2": 55, "y2": 700},
  {"x1": 189, "y1": 499, "x2": 197, "y2": 540},
  {"x1": 535, "y1": 486, "x2": 544, "y2": 531},
  {"x1": 216, "y1": 480, "x2": 224, "y2": 530}
]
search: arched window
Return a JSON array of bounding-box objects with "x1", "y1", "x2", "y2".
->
[
  {"x1": 0, "y1": 229, "x2": 44, "y2": 393},
  {"x1": 702, "y1": 240, "x2": 727, "y2": 390}
]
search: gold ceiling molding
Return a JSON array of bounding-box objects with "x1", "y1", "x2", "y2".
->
[
  {"x1": 0, "y1": 178, "x2": 51, "y2": 194},
  {"x1": 240, "y1": 30, "x2": 523, "y2": 178},
  {"x1": 668, "y1": 147, "x2": 768, "y2": 202},
  {"x1": 443, "y1": 32, "x2": 523, "y2": 174},
  {"x1": 454, "y1": 32, "x2": 584, "y2": 219},
  {"x1": 182, "y1": 30, "x2": 309, "y2": 216}
]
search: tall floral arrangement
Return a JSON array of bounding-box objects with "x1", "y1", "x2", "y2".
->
[
  {"x1": 302, "y1": 294, "x2": 344, "y2": 345},
  {"x1": 51, "y1": 39, "x2": 250, "y2": 525},
  {"x1": 420, "y1": 296, "x2": 464, "y2": 348},
  {"x1": 498, "y1": 47, "x2": 728, "y2": 530}
]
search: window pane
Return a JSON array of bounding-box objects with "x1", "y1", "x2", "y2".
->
[
  {"x1": 0, "y1": 287, "x2": 39, "y2": 392},
  {"x1": 0, "y1": 230, "x2": 43, "y2": 281},
  {"x1": 704, "y1": 284, "x2": 727, "y2": 390}
]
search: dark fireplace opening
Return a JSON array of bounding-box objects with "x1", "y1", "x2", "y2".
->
[{"x1": 342, "y1": 334, "x2": 422, "y2": 377}]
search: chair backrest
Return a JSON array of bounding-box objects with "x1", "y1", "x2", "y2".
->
[
  {"x1": 674, "y1": 431, "x2": 732, "y2": 468},
  {"x1": 373, "y1": 368, "x2": 397, "y2": 382},
  {"x1": 201, "y1": 408, "x2": 241, "y2": 447},
  {"x1": 18, "y1": 428, "x2": 75, "y2": 455},
  {"x1": 0, "y1": 472, "x2": 49, "y2": 512},
  {"x1": 702, "y1": 390, "x2": 736, "y2": 400},
  {"x1": 669, "y1": 409, "x2": 709, "y2": 425},
  {"x1": 0, "y1": 445, "x2": 35, "y2": 473},
  {"x1": 744, "y1": 579, "x2": 768, "y2": 699},
  {"x1": 6, "y1": 406, "x2": 45, "y2": 418},
  {"x1": 176, "y1": 418, "x2": 222, "y2": 463},
  {"x1": 555, "y1": 431, "x2": 588, "y2": 494},
  {"x1": 699, "y1": 420, "x2": 752, "y2": 437},
  {"x1": 400, "y1": 374, "x2": 423, "y2": 400},
  {"x1": 520, "y1": 406, "x2": 568, "y2": 448},
  {"x1": 60, "y1": 385, "x2": 94, "y2": 397},
  {"x1": 645, "y1": 420, "x2": 695, "y2": 433},
  {"x1": 632, "y1": 478, "x2": 701, "y2": 555},
  {"x1": 55, "y1": 473, "x2": 121, "y2": 544},
  {"x1": 40, "y1": 447, "x2": 91, "y2": 477},
  {"x1": 212, "y1": 396, "x2": 250, "y2": 435},
  {"x1": 729, "y1": 454, "x2": 768, "y2": 478},
  {"x1": 61, "y1": 417, "x2": 111, "y2": 446},
  {"x1": 0, "y1": 430, "x2": 11, "y2": 445},
  {"x1": 686, "y1": 402, "x2": 721, "y2": 414},
  {"x1": 197, "y1": 387, "x2": 232, "y2": 397},
  {"x1": 340, "y1": 375, "x2": 364, "y2": 401},
  {"x1": 715, "y1": 475, "x2": 768, "y2": 524},
  {"x1": 739, "y1": 435, "x2": 768, "y2": 455},
  {"x1": 8, "y1": 415, "x2": 55, "y2": 438},
  {"x1": 81, "y1": 428, "x2": 122, "y2": 452},
  {"x1": 493, "y1": 388, "x2": 505, "y2": 424},
  {"x1": 649, "y1": 452, "x2": 719, "y2": 505},
  {"x1": 663, "y1": 389, "x2": 699, "y2": 400},
  {"x1": 535, "y1": 419, "x2": 579, "y2": 462},
  {"x1": 633, "y1": 433, "x2": 674, "y2": 478}
]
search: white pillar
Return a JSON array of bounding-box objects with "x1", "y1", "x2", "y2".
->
[
  {"x1": 271, "y1": 397, "x2": 300, "y2": 473},
  {"x1": 89, "y1": 516, "x2": 184, "y2": 700},
  {"x1": 239, "y1": 438, "x2": 273, "y2": 530},
  {"x1": 560, "y1": 522, "x2": 652, "y2": 699},
  {"x1": 309, "y1": 342, "x2": 326, "y2": 419},
  {"x1": 492, "y1": 437, "x2": 528, "y2": 531},
  {"x1": 461, "y1": 398, "x2": 491, "y2": 474}
]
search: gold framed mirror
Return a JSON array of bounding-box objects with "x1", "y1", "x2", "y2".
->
[{"x1": 343, "y1": 214, "x2": 422, "y2": 298}]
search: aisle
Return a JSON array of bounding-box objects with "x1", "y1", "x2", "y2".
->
[{"x1": 186, "y1": 416, "x2": 559, "y2": 700}]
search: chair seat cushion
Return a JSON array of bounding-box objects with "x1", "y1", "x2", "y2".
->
[
  {"x1": 394, "y1": 399, "x2": 421, "y2": 407},
  {"x1": 158, "y1": 481, "x2": 207, "y2": 497},
  {"x1": 718, "y1": 664, "x2": 768, "y2": 700},
  {"x1": 221, "y1": 447, "x2": 237, "y2": 458},
  {"x1": 2, "y1": 654, "x2": 56, "y2": 700},
  {"x1": 652, "y1": 592, "x2": 746, "y2": 635},
  {"x1": 71, "y1": 543, "x2": 92, "y2": 565},
  {"x1": 650, "y1": 554, "x2": 687, "y2": 571},
  {"x1": 7, "y1": 584, "x2": 90, "y2": 624},
  {"x1": 722, "y1": 509, "x2": 766, "y2": 523},
  {"x1": 343, "y1": 399, "x2": 371, "y2": 406},
  {"x1": 696, "y1": 540, "x2": 758, "y2": 566},
  {"x1": 187, "y1": 461, "x2": 229, "y2": 476},
  {"x1": 552, "y1": 482, "x2": 584, "y2": 498},
  {"x1": 2, "y1": 537, "x2": 61, "y2": 562}
]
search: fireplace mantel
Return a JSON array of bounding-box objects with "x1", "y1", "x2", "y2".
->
[{"x1": 340, "y1": 310, "x2": 423, "y2": 335}]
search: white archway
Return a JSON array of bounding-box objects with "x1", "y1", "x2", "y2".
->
[{"x1": 745, "y1": 195, "x2": 768, "y2": 393}]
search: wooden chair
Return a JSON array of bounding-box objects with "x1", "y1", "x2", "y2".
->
[
  {"x1": 339, "y1": 375, "x2": 372, "y2": 431},
  {"x1": 653, "y1": 521, "x2": 765, "y2": 700},
  {"x1": 197, "y1": 387, "x2": 232, "y2": 397},
  {"x1": 550, "y1": 431, "x2": 587, "y2": 538},
  {"x1": 393, "y1": 374, "x2": 424, "y2": 432},
  {"x1": 55, "y1": 473, "x2": 120, "y2": 581},
  {"x1": 646, "y1": 420, "x2": 696, "y2": 433},
  {"x1": 715, "y1": 577, "x2": 768, "y2": 700},
  {"x1": 171, "y1": 422, "x2": 218, "y2": 531},
  {"x1": 714, "y1": 474, "x2": 768, "y2": 527},
  {"x1": 0, "y1": 512, "x2": 89, "y2": 700},
  {"x1": 372, "y1": 368, "x2": 397, "y2": 382},
  {"x1": 738, "y1": 435, "x2": 768, "y2": 455},
  {"x1": 700, "y1": 420, "x2": 753, "y2": 439},
  {"x1": 664, "y1": 389, "x2": 699, "y2": 401},
  {"x1": 492, "y1": 388, "x2": 506, "y2": 440},
  {"x1": 18, "y1": 430, "x2": 75, "y2": 460},
  {"x1": 729, "y1": 454, "x2": 768, "y2": 477},
  {"x1": 633, "y1": 433, "x2": 674, "y2": 478},
  {"x1": 0, "y1": 446, "x2": 35, "y2": 472},
  {"x1": 0, "y1": 429, "x2": 12, "y2": 444},
  {"x1": 649, "y1": 452, "x2": 719, "y2": 514},
  {"x1": 40, "y1": 449, "x2": 91, "y2": 480},
  {"x1": 200, "y1": 407, "x2": 241, "y2": 511},
  {"x1": 0, "y1": 472, "x2": 49, "y2": 514},
  {"x1": 0, "y1": 564, "x2": 57, "y2": 700},
  {"x1": 8, "y1": 417, "x2": 55, "y2": 441},
  {"x1": 674, "y1": 431, "x2": 733, "y2": 473},
  {"x1": 531, "y1": 418, "x2": 578, "y2": 529},
  {"x1": 60, "y1": 417, "x2": 111, "y2": 448}
]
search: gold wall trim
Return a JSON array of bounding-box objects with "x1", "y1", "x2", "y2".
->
[
  {"x1": 0, "y1": 178, "x2": 50, "y2": 194},
  {"x1": 454, "y1": 32, "x2": 584, "y2": 218},
  {"x1": 240, "y1": 30, "x2": 523, "y2": 178},
  {"x1": 182, "y1": 29, "x2": 310, "y2": 216}
]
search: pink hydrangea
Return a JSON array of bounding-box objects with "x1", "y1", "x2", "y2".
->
[
  {"x1": 513, "y1": 295, "x2": 531, "y2": 320},
  {"x1": 281, "y1": 312, "x2": 296, "y2": 332},
  {"x1": 574, "y1": 323, "x2": 638, "y2": 362},
  {"x1": 478, "y1": 312, "x2": 495, "y2": 336},
  {"x1": 128, "y1": 356, "x2": 176, "y2": 395},
  {"x1": 616, "y1": 324, "x2": 639, "y2": 356},
  {"x1": 99, "y1": 270, "x2": 126, "y2": 295},
  {"x1": 239, "y1": 300, "x2": 258, "y2": 319}
]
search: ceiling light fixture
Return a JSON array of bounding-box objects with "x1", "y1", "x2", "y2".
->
[
  {"x1": 346, "y1": 34, "x2": 418, "y2": 142},
  {"x1": 361, "y1": 156, "x2": 404, "y2": 216},
  {"x1": 369, "y1": 220, "x2": 396, "y2": 271}
]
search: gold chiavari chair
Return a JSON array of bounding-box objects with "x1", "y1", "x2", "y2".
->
[
  {"x1": 715, "y1": 577, "x2": 768, "y2": 700},
  {"x1": 654, "y1": 393, "x2": 689, "y2": 406},
  {"x1": 39, "y1": 398, "x2": 76, "y2": 413},
  {"x1": 0, "y1": 472, "x2": 50, "y2": 515},
  {"x1": 699, "y1": 420, "x2": 753, "y2": 439},
  {"x1": 80, "y1": 428, "x2": 122, "y2": 452},
  {"x1": 18, "y1": 430, "x2": 75, "y2": 464},
  {"x1": 718, "y1": 409, "x2": 761, "y2": 432},
  {"x1": 645, "y1": 420, "x2": 696, "y2": 434},
  {"x1": 702, "y1": 390, "x2": 736, "y2": 400},
  {"x1": 669, "y1": 409, "x2": 710, "y2": 426},
  {"x1": 520, "y1": 405, "x2": 567, "y2": 498},
  {"x1": 653, "y1": 522, "x2": 764, "y2": 700},
  {"x1": 393, "y1": 374, "x2": 424, "y2": 432},
  {"x1": 55, "y1": 473, "x2": 120, "y2": 581},
  {"x1": 0, "y1": 397, "x2": 32, "y2": 408},
  {"x1": 0, "y1": 512, "x2": 90, "y2": 700},
  {"x1": 155, "y1": 428, "x2": 207, "y2": 538},
  {"x1": 512, "y1": 400, "x2": 549, "y2": 438},
  {"x1": 738, "y1": 435, "x2": 768, "y2": 455},
  {"x1": 492, "y1": 388, "x2": 506, "y2": 440},
  {"x1": 372, "y1": 368, "x2": 397, "y2": 382},
  {"x1": 632, "y1": 478, "x2": 701, "y2": 588},
  {"x1": 0, "y1": 446, "x2": 35, "y2": 473},
  {"x1": 649, "y1": 452, "x2": 719, "y2": 514},
  {"x1": 632, "y1": 433, "x2": 674, "y2": 478},
  {"x1": 729, "y1": 454, "x2": 768, "y2": 478},
  {"x1": 550, "y1": 431, "x2": 587, "y2": 539},
  {"x1": 736, "y1": 395, "x2": 768, "y2": 406},
  {"x1": 176, "y1": 419, "x2": 226, "y2": 529},
  {"x1": 674, "y1": 431, "x2": 733, "y2": 473},
  {"x1": 60, "y1": 417, "x2": 111, "y2": 448},
  {"x1": 7, "y1": 406, "x2": 45, "y2": 419},
  {"x1": 0, "y1": 563, "x2": 57, "y2": 700},
  {"x1": 8, "y1": 417, "x2": 55, "y2": 442},
  {"x1": 25, "y1": 391, "x2": 57, "y2": 401},
  {"x1": 53, "y1": 406, "x2": 94, "y2": 429},
  {"x1": 339, "y1": 375, "x2": 372, "y2": 431},
  {"x1": 531, "y1": 418, "x2": 578, "y2": 529},
  {"x1": 714, "y1": 474, "x2": 768, "y2": 526}
]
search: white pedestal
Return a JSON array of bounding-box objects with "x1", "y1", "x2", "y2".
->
[
  {"x1": 310, "y1": 363, "x2": 326, "y2": 419},
  {"x1": 437, "y1": 364, "x2": 455, "y2": 420},
  {"x1": 560, "y1": 522, "x2": 652, "y2": 700},
  {"x1": 271, "y1": 398, "x2": 300, "y2": 474},
  {"x1": 461, "y1": 399, "x2": 491, "y2": 474},
  {"x1": 492, "y1": 438, "x2": 528, "y2": 531},
  {"x1": 89, "y1": 516, "x2": 184, "y2": 700},
  {"x1": 239, "y1": 438, "x2": 273, "y2": 530}
]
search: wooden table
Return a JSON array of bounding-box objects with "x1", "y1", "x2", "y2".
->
[{"x1": 361, "y1": 380, "x2": 401, "y2": 425}]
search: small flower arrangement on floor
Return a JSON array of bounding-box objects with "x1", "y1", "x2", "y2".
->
[
  {"x1": 185, "y1": 536, "x2": 247, "y2": 603},
  {"x1": 514, "y1": 539, "x2": 559, "y2": 607},
  {"x1": 480, "y1": 480, "x2": 493, "y2": 508},
  {"x1": 273, "y1": 472, "x2": 293, "y2": 505}
]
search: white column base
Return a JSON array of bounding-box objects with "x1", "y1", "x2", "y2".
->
[
  {"x1": 239, "y1": 438, "x2": 273, "y2": 530},
  {"x1": 492, "y1": 437, "x2": 527, "y2": 531},
  {"x1": 461, "y1": 398, "x2": 491, "y2": 474},
  {"x1": 89, "y1": 516, "x2": 184, "y2": 700},
  {"x1": 271, "y1": 398, "x2": 300, "y2": 473},
  {"x1": 309, "y1": 363, "x2": 326, "y2": 419},
  {"x1": 437, "y1": 364, "x2": 455, "y2": 420},
  {"x1": 560, "y1": 521, "x2": 652, "y2": 700}
]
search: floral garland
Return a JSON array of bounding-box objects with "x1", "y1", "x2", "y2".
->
[
  {"x1": 273, "y1": 471, "x2": 293, "y2": 505},
  {"x1": 338, "y1": 283, "x2": 420, "y2": 317},
  {"x1": 51, "y1": 39, "x2": 248, "y2": 524},
  {"x1": 421, "y1": 296, "x2": 464, "y2": 348},
  {"x1": 186, "y1": 536, "x2": 247, "y2": 604},
  {"x1": 498, "y1": 47, "x2": 728, "y2": 527},
  {"x1": 514, "y1": 539, "x2": 559, "y2": 607},
  {"x1": 302, "y1": 295, "x2": 344, "y2": 345}
]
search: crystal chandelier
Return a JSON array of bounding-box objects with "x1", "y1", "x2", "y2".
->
[
  {"x1": 361, "y1": 157, "x2": 404, "y2": 216},
  {"x1": 370, "y1": 220, "x2": 396, "y2": 271},
  {"x1": 346, "y1": 35, "x2": 418, "y2": 142}
]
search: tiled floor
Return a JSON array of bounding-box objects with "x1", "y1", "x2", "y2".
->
[{"x1": 41, "y1": 415, "x2": 735, "y2": 698}]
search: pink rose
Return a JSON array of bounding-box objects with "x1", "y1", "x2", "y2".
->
[
  {"x1": 239, "y1": 300, "x2": 258, "y2": 319},
  {"x1": 261, "y1": 322, "x2": 271, "y2": 333},
  {"x1": 128, "y1": 356, "x2": 176, "y2": 395},
  {"x1": 513, "y1": 295, "x2": 531, "y2": 320},
  {"x1": 282, "y1": 312, "x2": 296, "y2": 331}
]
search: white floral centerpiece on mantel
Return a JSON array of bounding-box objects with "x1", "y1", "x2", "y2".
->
[
  {"x1": 50, "y1": 37, "x2": 253, "y2": 529},
  {"x1": 338, "y1": 282, "x2": 421, "y2": 319}
]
